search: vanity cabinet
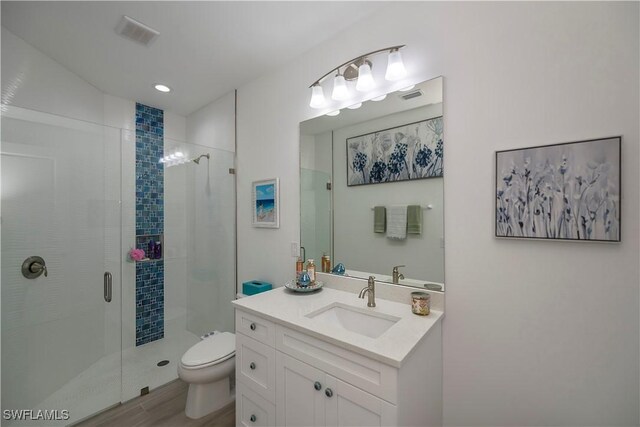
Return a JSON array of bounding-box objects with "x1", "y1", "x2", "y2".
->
[
  {"x1": 235, "y1": 307, "x2": 443, "y2": 427},
  {"x1": 276, "y1": 352, "x2": 396, "y2": 427}
]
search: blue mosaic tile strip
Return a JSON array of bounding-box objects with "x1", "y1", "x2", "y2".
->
[
  {"x1": 135, "y1": 103, "x2": 164, "y2": 346},
  {"x1": 136, "y1": 261, "x2": 164, "y2": 345}
]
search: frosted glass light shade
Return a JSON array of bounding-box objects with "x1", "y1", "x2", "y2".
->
[
  {"x1": 326, "y1": 110, "x2": 340, "y2": 116},
  {"x1": 347, "y1": 102, "x2": 362, "y2": 110},
  {"x1": 385, "y1": 50, "x2": 407, "y2": 81},
  {"x1": 309, "y1": 85, "x2": 326, "y2": 108},
  {"x1": 331, "y1": 74, "x2": 349, "y2": 101},
  {"x1": 371, "y1": 94, "x2": 387, "y2": 101},
  {"x1": 355, "y1": 63, "x2": 375, "y2": 92}
]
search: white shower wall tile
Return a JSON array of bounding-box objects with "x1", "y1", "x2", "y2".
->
[
  {"x1": 164, "y1": 111, "x2": 187, "y2": 142},
  {"x1": 164, "y1": 153, "x2": 188, "y2": 260},
  {"x1": 185, "y1": 147, "x2": 236, "y2": 336},
  {"x1": 121, "y1": 128, "x2": 137, "y2": 351},
  {"x1": 164, "y1": 257, "x2": 187, "y2": 330}
]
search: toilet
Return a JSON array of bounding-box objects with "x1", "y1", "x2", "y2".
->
[{"x1": 177, "y1": 332, "x2": 236, "y2": 419}]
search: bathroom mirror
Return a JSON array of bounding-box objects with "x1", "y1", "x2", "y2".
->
[{"x1": 300, "y1": 76, "x2": 444, "y2": 290}]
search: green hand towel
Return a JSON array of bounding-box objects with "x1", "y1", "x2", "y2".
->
[
  {"x1": 407, "y1": 205, "x2": 423, "y2": 235},
  {"x1": 373, "y1": 206, "x2": 386, "y2": 233}
]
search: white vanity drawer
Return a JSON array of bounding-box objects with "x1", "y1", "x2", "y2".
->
[
  {"x1": 237, "y1": 332, "x2": 276, "y2": 403},
  {"x1": 275, "y1": 325, "x2": 398, "y2": 404},
  {"x1": 236, "y1": 381, "x2": 276, "y2": 427},
  {"x1": 236, "y1": 309, "x2": 276, "y2": 347}
]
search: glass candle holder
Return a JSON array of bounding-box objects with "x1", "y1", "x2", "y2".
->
[{"x1": 411, "y1": 292, "x2": 430, "y2": 316}]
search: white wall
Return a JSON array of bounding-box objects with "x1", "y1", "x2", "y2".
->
[
  {"x1": 333, "y1": 105, "x2": 444, "y2": 283},
  {"x1": 236, "y1": 3, "x2": 639, "y2": 426},
  {"x1": 2, "y1": 27, "x2": 104, "y2": 124},
  {"x1": 187, "y1": 91, "x2": 235, "y2": 152}
]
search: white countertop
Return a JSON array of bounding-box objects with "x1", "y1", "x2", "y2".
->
[{"x1": 232, "y1": 286, "x2": 443, "y2": 368}]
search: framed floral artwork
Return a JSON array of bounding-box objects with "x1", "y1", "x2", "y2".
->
[
  {"x1": 495, "y1": 136, "x2": 621, "y2": 242},
  {"x1": 346, "y1": 116, "x2": 443, "y2": 186},
  {"x1": 252, "y1": 178, "x2": 279, "y2": 228}
]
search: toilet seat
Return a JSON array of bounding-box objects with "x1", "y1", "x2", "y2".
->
[{"x1": 180, "y1": 332, "x2": 235, "y2": 369}]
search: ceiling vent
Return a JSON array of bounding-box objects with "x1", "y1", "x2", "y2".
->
[
  {"x1": 399, "y1": 89, "x2": 423, "y2": 101},
  {"x1": 115, "y1": 15, "x2": 159, "y2": 46}
]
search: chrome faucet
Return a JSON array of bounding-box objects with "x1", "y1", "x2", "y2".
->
[
  {"x1": 392, "y1": 265, "x2": 405, "y2": 284},
  {"x1": 358, "y1": 276, "x2": 376, "y2": 307}
]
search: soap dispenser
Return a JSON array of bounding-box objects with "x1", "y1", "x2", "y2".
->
[{"x1": 306, "y1": 259, "x2": 316, "y2": 283}]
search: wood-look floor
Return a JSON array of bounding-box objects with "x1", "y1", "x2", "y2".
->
[{"x1": 75, "y1": 379, "x2": 234, "y2": 427}]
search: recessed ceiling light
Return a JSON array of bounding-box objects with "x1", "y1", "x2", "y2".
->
[{"x1": 154, "y1": 84, "x2": 171, "y2": 93}]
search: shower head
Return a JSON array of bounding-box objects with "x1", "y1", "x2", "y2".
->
[{"x1": 192, "y1": 153, "x2": 210, "y2": 164}]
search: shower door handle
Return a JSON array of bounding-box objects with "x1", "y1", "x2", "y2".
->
[{"x1": 104, "y1": 272, "x2": 112, "y2": 303}]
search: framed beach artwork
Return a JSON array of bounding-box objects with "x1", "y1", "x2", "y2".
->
[
  {"x1": 346, "y1": 116, "x2": 443, "y2": 186},
  {"x1": 495, "y1": 136, "x2": 621, "y2": 242},
  {"x1": 252, "y1": 178, "x2": 280, "y2": 228}
]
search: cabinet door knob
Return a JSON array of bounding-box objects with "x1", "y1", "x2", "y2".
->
[
  {"x1": 250, "y1": 414, "x2": 257, "y2": 422},
  {"x1": 249, "y1": 362, "x2": 256, "y2": 370},
  {"x1": 250, "y1": 323, "x2": 256, "y2": 330},
  {"x1": 325, "y1": 388, "x2": 333, "y2": 398},
  {"x1": 314, "y1": 381, "x2": 322, "y2": 391}
]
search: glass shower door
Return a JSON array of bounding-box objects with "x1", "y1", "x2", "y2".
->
[{"x1": 1, "y1": 107, "x2": 122, "y2": 426}]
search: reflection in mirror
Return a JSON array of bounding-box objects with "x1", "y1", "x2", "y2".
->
[{"x1": 300, "y1": 77, "x2": 444, "y2": 290}]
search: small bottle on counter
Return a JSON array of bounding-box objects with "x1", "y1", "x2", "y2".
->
[
  {"x1": 321, "y1": 254, "x2": 331, "y2": 273},
  {"x1": 296, "y1": 257, "x2": 304, "y2": 277},
  {"x1": 306, "y1": 259, "x2": 316, "y2": 283}
]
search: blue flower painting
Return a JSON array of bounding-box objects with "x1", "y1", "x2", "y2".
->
[
  {"x1": 346, "y1": 117, "x2": 443, "y2": 186},
  {"x1": 495, "y1": 137, "x2": 621, "y2": 242}
]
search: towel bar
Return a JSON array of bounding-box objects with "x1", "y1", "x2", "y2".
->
[{"x1": 370, "y1": 204, "x2": 433, "y2": 210}]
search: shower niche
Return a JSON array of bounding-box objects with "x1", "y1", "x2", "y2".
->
[{"x1": 135, "y1": 233, "x2": 164, "y2": 262}]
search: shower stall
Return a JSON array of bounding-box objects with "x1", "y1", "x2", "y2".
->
[{"x1": 1, "y1": 105, "x2": 236, "y2": 425}]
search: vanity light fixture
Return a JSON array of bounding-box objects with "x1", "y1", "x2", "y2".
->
[
  {"x1": 309, "y1": 84, "x2": 326, "y2": 108},
  {"x1": 385, "y1": 48, "x2": 407, "y2": 81},
  {"x1": 308, "y1": 45, "x2": 406, "y2": 108},
  {"x1": 355, "y1": 62, "x2": 375, "y2": 92},
  {"x1": 347, "y1": 103, "x2": 362, "y2": 110},
  {"x1": 331, "y1": 73, "x2": 349, "y2": 101},
  {"x1": 371, "y1": 94, "x2": 387, "y2": 101},
  {"x1": 398, "y1": 85, "x2": 415, "y2": 92},
  {"x1": 154, "y1": 83, "x2": 171, "y2": 93},
  {"x1": 326, "y1": 110, "x2": 341, "y2": 116}
]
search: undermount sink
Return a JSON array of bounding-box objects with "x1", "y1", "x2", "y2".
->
[{"x1": 306, "y1": 302, "x2": 401, "y2": 339}]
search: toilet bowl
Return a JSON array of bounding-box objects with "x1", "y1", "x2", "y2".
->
[{"x1": 177, "y1": 332, "x2": 236, "y2": 419}]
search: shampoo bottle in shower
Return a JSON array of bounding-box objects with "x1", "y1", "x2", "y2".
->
[{"x1": 154, "y1": 241, "x2": 162, "y2": 260}]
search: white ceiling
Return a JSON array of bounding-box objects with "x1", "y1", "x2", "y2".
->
[{"x1": 1, "y1": 1, "x2": 383, "y2": 116}]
